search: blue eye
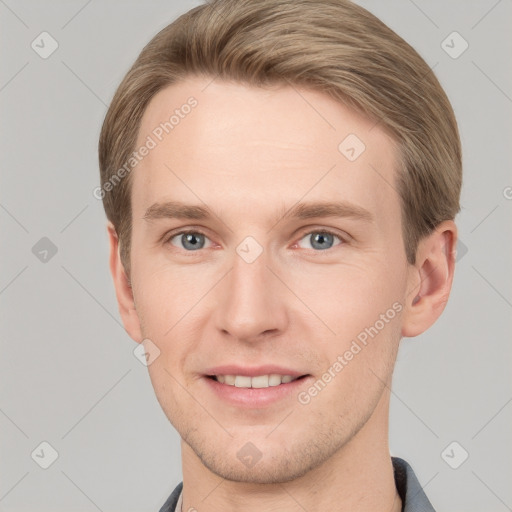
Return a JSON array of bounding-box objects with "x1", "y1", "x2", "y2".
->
[
  {"x1": 165, "y1": 229, "x2": 344, "y2": 252},
  {"x1": 297, "y1": 230, "x2": 342, "y2": 251},
  {"x1": 168, "y1": 231, "x2": 211, "y2": 251}
]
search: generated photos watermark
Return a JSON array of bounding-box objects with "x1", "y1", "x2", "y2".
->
[
  {"x1": 297, "y1": 301, "x2": 403, "y2": 405},
  {"x1": 93, "y1": 97, "x2": 198, "y2": 200}
]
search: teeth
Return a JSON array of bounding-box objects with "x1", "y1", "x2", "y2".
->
[
  {"x1": 269, "y1": 374, "x2": 284, "y2": 386},
  {"x1": 213, "y1": 374, "x2": 299, "y2": 388},
  {"x1": 235, "y1": 376, "x2": 252, "y2": 388}
]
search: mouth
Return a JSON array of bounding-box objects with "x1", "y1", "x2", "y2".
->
[
  {"x1": 205, "y1": 374, "x2": 310, "y2": 388},
  {"x1": 203, "y1": 371, "x2": 313, "y2": 408}
]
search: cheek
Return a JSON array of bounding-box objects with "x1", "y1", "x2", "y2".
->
[
  {"x1": 289, "y1": 260, "x2": 405, "y2": 389},
  {"x1": 133, "y1": 262, "x2": 200, "y2": 331},
  {"x1": 145, "y1": 358, "x2": 187, "y2": 433},
  {"x1": 132, "y1": 263, "x2": 216, "y2": 379},
  {"x1": 284, "y1": 256, "x2": 404, "y2": 332}
]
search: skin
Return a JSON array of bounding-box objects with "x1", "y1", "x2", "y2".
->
[{"x1": 107, "y1": 76, "x2": 457, "y2": 512}]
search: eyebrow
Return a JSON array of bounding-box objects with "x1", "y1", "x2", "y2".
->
[{"x1": 142, "y1": 200, "x2": 374, "y2": 224}]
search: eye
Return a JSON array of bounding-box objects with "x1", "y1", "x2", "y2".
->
[
  {"x1": 166, "y1": 230, "x2": 213, "y2": 251},
  {"x1": 164, "y1": 228, "x2": 345, "y2": 253},
  {"x1": 296, "y1": 230, "x2": 343, "y2": 251}
]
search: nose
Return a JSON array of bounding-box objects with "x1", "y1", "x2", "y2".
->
[{"x1": 212, "y1": 247, "x2": 289, "y2": 343}]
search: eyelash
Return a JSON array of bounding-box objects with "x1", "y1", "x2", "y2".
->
[{"x1": 163, "y1": 228, "x2": 347, "y2": 253}]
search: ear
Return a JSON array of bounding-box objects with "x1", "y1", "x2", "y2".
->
[
  {"x1": 107, "y1": 221, "x2": 143, "y2": 343},
  {"x1": 401, "y1": 220, "x2": 458, "y2": 338}
]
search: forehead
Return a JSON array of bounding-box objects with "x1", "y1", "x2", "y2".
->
[{"x1": 132, "y1": 76, "x2": 399, "y2": 225}]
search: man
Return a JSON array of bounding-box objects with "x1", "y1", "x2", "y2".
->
[{"x1": 98, "y1": 0, "x2": 461, "y2": 510}]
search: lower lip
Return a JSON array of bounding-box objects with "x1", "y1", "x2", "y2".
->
[{"x1": 203, "y1": 375, "x2": 312, "y2": 408}]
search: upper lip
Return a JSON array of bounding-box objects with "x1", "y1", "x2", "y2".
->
[{"x1": 204, "y1": 365, "x2": 309, "y2": 378}]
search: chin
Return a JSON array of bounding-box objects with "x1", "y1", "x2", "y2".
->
[{"x1": 185, "y1": 428, "x2": 346, "y2": 485}]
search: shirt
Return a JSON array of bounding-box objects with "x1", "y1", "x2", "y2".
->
[{"x1": 158, "y1": 456, "x2": 436, "y2": 512}]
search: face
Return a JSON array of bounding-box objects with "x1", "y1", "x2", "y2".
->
[{"x1": 125, "y1": 76, "x2": 413, "y2": 483}]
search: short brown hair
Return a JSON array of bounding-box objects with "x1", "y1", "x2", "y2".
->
[{"x1": 98, "y1": 0, "x2": 462, "y2": 279}]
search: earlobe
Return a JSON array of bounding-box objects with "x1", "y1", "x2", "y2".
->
[
  {"x1": 107, "y1": 222, "x2": 143, "y2": 343},
  {"x1": 401, "y1": 220, "x2": 457, "y2": 338}
]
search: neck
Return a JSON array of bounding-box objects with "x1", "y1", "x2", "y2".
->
[{"x1": 179, "y1": 389, "x2": 401, "y2": 512}]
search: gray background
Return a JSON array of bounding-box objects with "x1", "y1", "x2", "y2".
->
[{"x1": 1, "y1": 1, "x2": 511, "y2": 511}]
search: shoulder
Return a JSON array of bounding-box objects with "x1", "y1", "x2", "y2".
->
[
  {"x1": 392, "y1": 457, "x2": 436, "y2": 512},
  {"x1": 158, "y1": 481, "x2": 183, "y2": 512}
]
